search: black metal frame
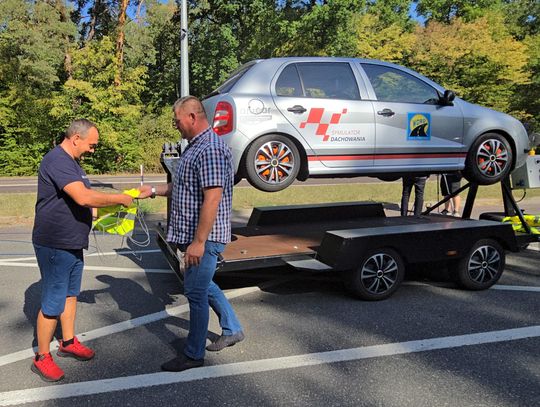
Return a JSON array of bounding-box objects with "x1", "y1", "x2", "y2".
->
[{"x1": 423, "y1": 176, "x2": 536, "y2": 244}]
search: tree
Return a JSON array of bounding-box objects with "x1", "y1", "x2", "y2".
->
[
  {"x1": 411, "y1": 12, "x2": 529, "y2": 115},
  {"x1": 277, "y1": 0, "x2": 365, "y2": 57},
  {"x1": 513, "y1": 34, "x2": 540, "y2": 129},
  {"x1": 367, "y1": 0, "x2": 414, "y2": 28},
  {"x1": 502, "y1": 0, "x2": 540, "y2": 40},
  {"x1": 0, "y1": 0, "x2": 77, "y2": 175},
  {"x1": 415, "y1": 0, "x2": 500, "y2": 23},
  {"x1": 354, "y1": 13, "x2": 415, "y2": 63}
]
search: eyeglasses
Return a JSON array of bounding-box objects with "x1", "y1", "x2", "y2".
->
[
  {"x1": 172, "y1": 118, "x2": 180, "y2": 128},
  {"x1": 88, "y1": 143, "x2": 98, "y2": 149}
]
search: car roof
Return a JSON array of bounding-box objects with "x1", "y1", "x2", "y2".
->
[{"x1": 243, "y1": 57, "x2": 446, "y2": 93}]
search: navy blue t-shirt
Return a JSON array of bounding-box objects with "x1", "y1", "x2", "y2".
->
[{"x1": 32, "y1": 146, "x2": 92, "y2": 249}]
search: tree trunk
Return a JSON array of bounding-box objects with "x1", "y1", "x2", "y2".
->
[
  {"x1": 136, "y1": 0, "x2": 145, "y2": 23},
  {"x1": 115, "y1": 0, "x2": 129, "y2": 87},
  {"x1": 55, "y1": 0, "x2": 73, "y2": 80},
  {"x1": 87, "y1": 0, "x2": 101, "y2": 43}
]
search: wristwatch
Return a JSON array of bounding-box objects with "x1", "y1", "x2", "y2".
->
[{"x1": 150, "y1": 186, "x2": 156, "y2": 199}]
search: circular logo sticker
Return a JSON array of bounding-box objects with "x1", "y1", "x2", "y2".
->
[{"x1": 248, "y1": 99, "x2": 265, "y2": 115}]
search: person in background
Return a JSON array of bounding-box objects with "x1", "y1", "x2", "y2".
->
[
  {"x1": 139, "y1": 96, "x2": 244, "y2": 372},
  {"x1": 31, "y1": 119, "x2": 133, "y2": 382},
  {"x1": 440, "y1": 172, "x2": 463, "y2": 216},
  {"x1": 401, "y1": 175, "x2": 428, "y2": 217}
]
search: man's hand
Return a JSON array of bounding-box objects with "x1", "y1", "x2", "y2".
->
[
  {"x1": 137, "y1": 184, "x2": 153, "y2": 199},
  {"x1": 119, "y1": 194, "x2": 134, "y2": 207},
  {"x1": 185, "y1": 241, "x2": 205, "y2": 267}
]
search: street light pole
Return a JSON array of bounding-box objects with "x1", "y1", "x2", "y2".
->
[{"x1": 180, "y1": 0, "x2": 189, "y2": 97}]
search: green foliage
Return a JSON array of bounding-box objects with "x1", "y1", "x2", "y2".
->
[
  {"x1": 354, "y1": 13, "x2": 415, "y2": 63},
  {"x1": 415, "y1": 0, "x2": 501, "y2": 23},
  {"x1": 502, "y1": 0, "x2": 540, "y2": 40},
  {"x1": 410, "y1": 12, "x2": 529, "y2": 114},
  {"x1": 278, "y1": 0, "x2": 365, "y2": 57},
  {"x1": 1, "y1": 0, "x2": 540, "y2": 174}
]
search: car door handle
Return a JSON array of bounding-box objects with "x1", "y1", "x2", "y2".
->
[
  {"x1": 287, "y1": 105, "x2": 307, "y2": 114},
  {"x1": 377, "y1": 108, "x2": 395, "y2": 117}
]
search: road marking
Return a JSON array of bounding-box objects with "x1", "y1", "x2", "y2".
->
[
  {"x1": 0, "y1": 184, "x2": 37, "y2": 187},
  {"x1": 0, "y1": 325, "x2": 538, "y2": 406},
  {"x1": 0, "y1": 276, "x2": 294, "y2": 368},
  {"x1": 0, "y1": 249, "x2": 162, "y2": 263}
]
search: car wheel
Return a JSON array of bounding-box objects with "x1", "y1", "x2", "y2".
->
[
  {"x1": 244, "y1": 134, "x2": 301, "y2": 192},
  {"x1": 450, "y1": 239, "x2": 505, "y2": 290},
  {"x1": 464, "y1": 133, "x2": 513, "y2": 185},
  {"x1": 346, "y1": 248, "x2": 405, "y2": 301}
]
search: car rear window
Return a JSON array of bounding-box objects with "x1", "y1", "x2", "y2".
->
[
  {"x1": 210, "y1": 62, "x2": 257, "y2": 96},
  {"x1": 275, "y1": 62, "x2": 360, "y2": 100},
  {"x1": 276, "y1": 64, "x2": 303, "y2": 97}
]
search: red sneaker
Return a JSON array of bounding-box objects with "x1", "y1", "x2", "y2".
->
[
  {"x1": 31, "y1": 353, "x2": 65, "y2": 382},
  {"x1": 57, "y1": 337, "x2": 95, "y2": 361}
]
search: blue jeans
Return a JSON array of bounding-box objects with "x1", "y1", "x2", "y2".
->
[{"x1": 183, "y1": 241, "x2": 243, "y2": 360}]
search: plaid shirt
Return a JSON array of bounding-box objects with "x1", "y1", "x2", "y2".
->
[{"x1": 167, "y1": 127, "x2": 234, "y2": 244}]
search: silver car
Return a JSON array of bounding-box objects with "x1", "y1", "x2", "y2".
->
[{"x1": 202, "y1": 57, "x2": 533, "y2": 192}]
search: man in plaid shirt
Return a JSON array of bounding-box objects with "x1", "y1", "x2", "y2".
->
[{"x1": 140, "y1": 96, "x2": 244, "y2": 372}]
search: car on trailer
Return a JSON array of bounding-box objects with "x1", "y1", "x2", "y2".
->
[{"x1": 202, "y1": 57, "x2": 534, "y2": 192}]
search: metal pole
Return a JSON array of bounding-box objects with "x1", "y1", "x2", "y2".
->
[{"x1": 180, "y1": 0, "x2": 189, "y2": 97}]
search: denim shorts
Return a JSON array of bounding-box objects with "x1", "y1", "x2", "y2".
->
[{"x1": 33, "y1": 244, "x2": 84, "y2": 316}]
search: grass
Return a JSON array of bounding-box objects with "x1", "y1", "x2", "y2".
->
[{"x1": 2, "y1": 179, "x2": 539, "y2": 226}]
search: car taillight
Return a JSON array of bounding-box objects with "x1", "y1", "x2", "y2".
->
[{"x1": 213, "y1": 101, "x2": 233, "y2": 136}]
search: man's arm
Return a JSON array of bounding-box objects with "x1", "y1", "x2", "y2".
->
[
  {"x1": 185, "y1": 186, "x2": 223, "y2": 267},
  {"x1": 63, "y1": 181, "x2": 133, "y2": 208}
]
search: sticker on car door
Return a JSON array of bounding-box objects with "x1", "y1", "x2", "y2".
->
[{"x1": 407, "y1": 113, "x2": 431, "y2": 140}]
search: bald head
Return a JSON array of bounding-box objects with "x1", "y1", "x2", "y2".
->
[
  {"x1": 172, "y1": 96, "x2": 210, "y2": 140},
  {"x1": 173, "y1": 96, "x2": 207, "y2": 117}
]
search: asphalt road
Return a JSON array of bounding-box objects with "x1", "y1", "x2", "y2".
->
[
  {"x1": 0, "y1": 175, "x2": 386, "y2": 193},
  {"x1": 0, "y1": 213, "x2": 538, "y2": 406}
]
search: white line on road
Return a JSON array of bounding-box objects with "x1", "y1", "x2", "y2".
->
[
  {"x1": 0, "y1": 325, "x2": 538, "y2": 406},
  {"x1": 490, "y1": 284, "x2": 540, "y2": 292},
  {"x1": 0, "y1": 261, "x2": 173, "y2": 274}
]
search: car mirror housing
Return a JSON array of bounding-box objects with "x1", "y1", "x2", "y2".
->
[{"x1": 440, "y1": 90, "x2": 455, "y2": 106}]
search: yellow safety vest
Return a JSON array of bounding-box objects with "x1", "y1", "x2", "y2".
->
[
  {"x1": 502, "y1": 214, "x2": 540, "y2": 235},
  {"x1": 92, "y1": 189, "x2": 140, "y2": 236}
]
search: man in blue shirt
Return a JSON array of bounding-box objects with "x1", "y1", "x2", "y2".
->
[
  {"x1": 140, "y1": 96, "x2": 244, "y2": 372},
  {"x1": 31, "y1": 119, "x2": 133, "y2": 382}
]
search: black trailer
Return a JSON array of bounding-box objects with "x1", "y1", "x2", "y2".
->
[{"x1": 156, "y1": 143, "x2": 538, "y2": 301}]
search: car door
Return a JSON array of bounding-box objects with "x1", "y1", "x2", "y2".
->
[
  {"x1": 358, "y1": 63, "x2": 465, "y2": 171},
  {"x1": 272, "y1": 61, "x2": 375, "y2": 168}
]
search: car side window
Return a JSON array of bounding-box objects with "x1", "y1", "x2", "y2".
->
[
  {"x1": 296, "y1": 62, "x2": 360, "y2": 100},
  {"x1": 361, "y1": 63, "x2": 440, "y2": 104},
  {"x1": 276, "y1": 64, "x2": 303, "y2": 97}
]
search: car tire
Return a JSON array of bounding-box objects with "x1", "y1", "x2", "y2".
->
[
  {"x1": 244, "y1": 134, "x2": 301, "y2": 192},
  {"x1": 464, "y1": 133, "x2": 513, "y2": 185},
  {"x1": 450, "y1": 239, "x2": 505, "y2": 290},
  {"x1": 345, "y1": 248, "x2": 405, "y2": 301}
]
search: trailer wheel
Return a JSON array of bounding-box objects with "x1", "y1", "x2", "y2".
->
[
  {"x1": 452, "y1": 239, "x2": 505, "y2": 290},
  {"x1": 346, "y1": 248, "x2": 405, "y2": 301}
]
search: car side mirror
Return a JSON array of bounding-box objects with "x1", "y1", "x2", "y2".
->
[{"x1": 440, "y1": 90, "x2": 455, "y2": 106}]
